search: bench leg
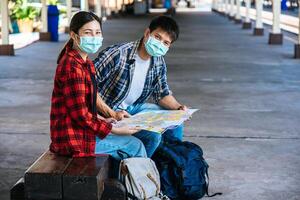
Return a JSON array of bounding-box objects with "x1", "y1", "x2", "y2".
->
[
  {"x1": 101, "y1": 179, "x2": 126, "y2": 200},
  {"x1": 10, "y1": 178, "x2": 25, "y2": 200}
]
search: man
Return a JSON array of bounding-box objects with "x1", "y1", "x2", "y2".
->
[{"x1": 94, "y1": 15, "x2": 187, "y2": 157}]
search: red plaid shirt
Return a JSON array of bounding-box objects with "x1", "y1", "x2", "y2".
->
[{"x1": 50, "y1": 43, "x2": 112, "y2": 157}]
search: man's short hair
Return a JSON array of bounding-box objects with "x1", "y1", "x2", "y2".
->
[{"x1": 149, "y1": 15, "x2": 179, "y2": 42}]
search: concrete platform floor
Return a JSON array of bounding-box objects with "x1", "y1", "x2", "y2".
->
[{"x1": 0, "y1": 12, "x2": 300, "y2": 199}]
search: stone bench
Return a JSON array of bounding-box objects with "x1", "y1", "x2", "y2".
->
[{"x1": 10, "y1": 150, "x2": 126, "y2": 200}]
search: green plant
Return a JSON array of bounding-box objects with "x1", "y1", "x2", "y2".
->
[
  {"x1": 48, "y1": 0, "x2": 58, "y2": 5},
  {"x1": 10, "y1": 0, "x2": 38, "y2": 20},
  {"x1": 13, "y1": 6, "x2": 38, "y2": 20}
]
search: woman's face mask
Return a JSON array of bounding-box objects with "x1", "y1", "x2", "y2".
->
[
  {"x1": 73, "y1": 20, "x2": 103, "y2": 54},
  {"x1": 144, "y1": 35, "x2": 169, "y2": 57},
  {"x1": 77, "y1": 35, "x2": 103, "y2": 54}
]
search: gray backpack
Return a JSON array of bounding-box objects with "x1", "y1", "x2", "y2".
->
[{"x1": 119, "y1": 157, "x2": 169, "y2": 200}]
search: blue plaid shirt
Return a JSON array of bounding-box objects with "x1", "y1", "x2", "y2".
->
[{"x1": 93, "y1": 39, "x2": 172, "y2": 110}]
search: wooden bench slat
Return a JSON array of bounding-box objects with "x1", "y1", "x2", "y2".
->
[
  {"x1": 24, "y1": 150, "x2": 72, "y2": 200},
  {"x1": 25, "y1": 151, "x2": 72, "y2": 174}
]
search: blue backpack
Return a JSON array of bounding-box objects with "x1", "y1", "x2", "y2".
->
[{"x1": 152, "y1": 134, "x2": 222, "y2": 200}]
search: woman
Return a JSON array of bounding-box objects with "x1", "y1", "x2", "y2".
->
[{"x1": 50, "y1": 11, "x2": 147, "y2": 160}]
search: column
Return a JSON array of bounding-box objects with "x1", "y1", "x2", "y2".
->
[
  {"x1": 212, "y1": 0, "x2": 216, "y2": 10},
  {"x1": 106, "y1": 0, "x2": 111, "y2": 16},
  {"x1": 114, "y1": 0, "x2": 118, "y2": 14},
  {"x1": 95, "y1": 0, "x2": 102, "y2": 17},
  {"x1": 80, "y1": 0, "x2": 89, "y2": 11},
  {"x1": 253, "y1": 0, "x2": 264, "y2": 35},
  {"x1": 0, "y1": 0, "x2": 14, "y2": 55},
  {"x1": 121, "y1": 0, "x2": 126, "y2": 13},
  {"x1": 268, "y1": 0, "x2": 283, "y2": 44},
  {"x1": 39, "y1": 0, "x2": 51, "y2": 41},
  {"x1": 294, "y1": 3, "x2": 300, "y2": 58},
  {"x1": 242, "y1": 0, "x2": 252, "y2": 29},
  {"x1": 221, "y1": 0, "x2": 226, "y2": 14},
  {"x1": 235, "y1": 0, "x2": 242, "y2": 23},
  {"x1": 67, "y1": 0, "x2": 72, "y2": 24},
  {"x1": 224, "y1": 0, "x2": 229, "y2": 15},
  {"x1": 228, "y1": 0, "x2": 235, "y2": 19},
  {"x1": 64, "y1": 0, "x2": 72, "y2": 33},
  {"x1": 216, "y1": 0, "x2": 222, "y2": 13}
]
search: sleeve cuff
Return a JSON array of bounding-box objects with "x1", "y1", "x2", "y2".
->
[
  {"x1": 96, "y1": 120, "x2": 112, "y2": 139},
  {"x1": 156, "y1": 89, "x2": 172, "y2": 102}
]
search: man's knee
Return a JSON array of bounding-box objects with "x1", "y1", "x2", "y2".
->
[
  {"x1": 134, "y1": 130, "x2": 162, "y2": 157},
  {"x1": 151, "y1": 132, "x2": 162, "y2": 143},
  {"x1": 130, "y1": 137, "x2": 147, "y2": 157},
  {"x1": 164, "y1": 124, "x2": 184, "y2": 141},
  {"x1": 138, "y1": 103, "x2": 164, "y2": 113}
]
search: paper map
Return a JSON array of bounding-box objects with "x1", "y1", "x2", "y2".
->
[{"x1": 114, "y1": 109, "x2": 198, "y2": 133}]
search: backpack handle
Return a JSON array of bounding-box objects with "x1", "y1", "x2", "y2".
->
[{"x1": 147, "y1": 173, "x2": 160, "y2": 196}]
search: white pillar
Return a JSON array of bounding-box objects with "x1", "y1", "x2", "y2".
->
[
  {"x1": 224, "y1": 0, "x2": 229, "y2": 14},
  {"x1": 245, "y1": 0, "x2": 251, "y2": 22},
  {"x1": 298, "y1": 4, "x2": 300, "y2": 44},
  {"x1": 41, "y1": 0, "x2": 48, "y2": 32},
  {"x1": 115, "y1": 0, "x2": 119, "y2": 13},
  {"x1": 294, "y1": 0, "x2": 300, "y2": 58},
  {"x1": 216, "y1": 0, "x2": 220, "y2": 11},
  {"x1": 229, "y1": 0, "x2": 234, "y2": 16},
  {"x1": 66, "y1": 0, "x2": 72, "y2": 24},
  {"x1": 235, "y1": 0, "x2": 241, "y2": 20},
  {"x1": 212, "y1": 0, "x2": 216, "y2": 9},
  {"x1": 222, "y1": 0, "x2": 226, "y2": 12},
  {"x1": 80, "y1": 0, "x2": 89, "y2": 11},
  {"x1": 272, "y1": 0, "x2": 281, "y2": 33},
  {"x1": 106, "y1": 0, "x2": 111, "y2": 16},
  {"x1": 95, "y1": 0, "x2": 102, "y2": 17},
  {"x1": 219, "y1": 0, "x2": 223, "y2": 11},
  {"x1": 1, "y1": 0, "x2": 9, "y2": 44},
  {"x1": 255, "y1": 0, "x2": 263, "y2": 28}
]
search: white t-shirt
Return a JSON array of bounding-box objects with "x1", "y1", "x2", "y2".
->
[{"x1": 119, "y1": 54, "x2": 150, "y2": 109}]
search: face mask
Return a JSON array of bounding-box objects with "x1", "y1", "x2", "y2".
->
[
  {"x1": 144, "y1": 36, "x2": 169, "y2": 57},
  {"x1": 77, "y1": 36, "x2": 103, "y2": 54}
]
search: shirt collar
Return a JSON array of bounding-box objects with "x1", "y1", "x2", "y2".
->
[
  {"x1": 128, "y1": 38, "x2": 143, "y2": 61},
  {"x1": 66, "y1": 40, "x2": 87, "y2": 65},
  {"x1": 129, "y1": 38, "x2": 158, "y2": 67},
  {"x1": 65, "y1": 40, "x2": 95, "y2": 73}
]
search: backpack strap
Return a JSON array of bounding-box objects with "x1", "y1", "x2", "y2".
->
[
  {"x1": 205, "y1": 168, "x2": 223, "y2": 197},
  {"x1": 127, "y1": 192, "x2": 140, "y2": 200}
]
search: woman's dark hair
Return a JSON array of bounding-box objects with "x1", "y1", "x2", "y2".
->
[
  {"x1": 149, "y1": 15, "x2": 179, "y2": 42},
  {"x1": 57, "y1": 11, "x2": 102, "y2": 64}
]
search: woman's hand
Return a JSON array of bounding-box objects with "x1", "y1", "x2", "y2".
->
[
  {"x1": 104, "y1": 117, "x2": 117, "y2": 124},
  {"x1": 113, "y1": 110, "x2": 131, "y2": 121},
  {"x1": 111, "y1": 126, "x2": 140, "y2": 135},
  {"x1": 97, "y1": 114, "x2": 117, "y2": 124}
]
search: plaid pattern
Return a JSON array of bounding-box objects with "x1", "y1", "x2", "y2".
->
[
  {"x1": 93, "y1": 39, "x2": 172, "y2": 110},
  {"x1": 50, "y1": 42, "x2": 112, "y2": 157}
]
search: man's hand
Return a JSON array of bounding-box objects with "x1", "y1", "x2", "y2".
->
[
  {"x1": 158, "y1": 95, "x2": 188, "y2": 111},
  {"x1": 177, "y1": 105, "x2": 188, "y2": 111},
  {"x1": 113, "y1": 110, "x2": 131, "y2": 121}
]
